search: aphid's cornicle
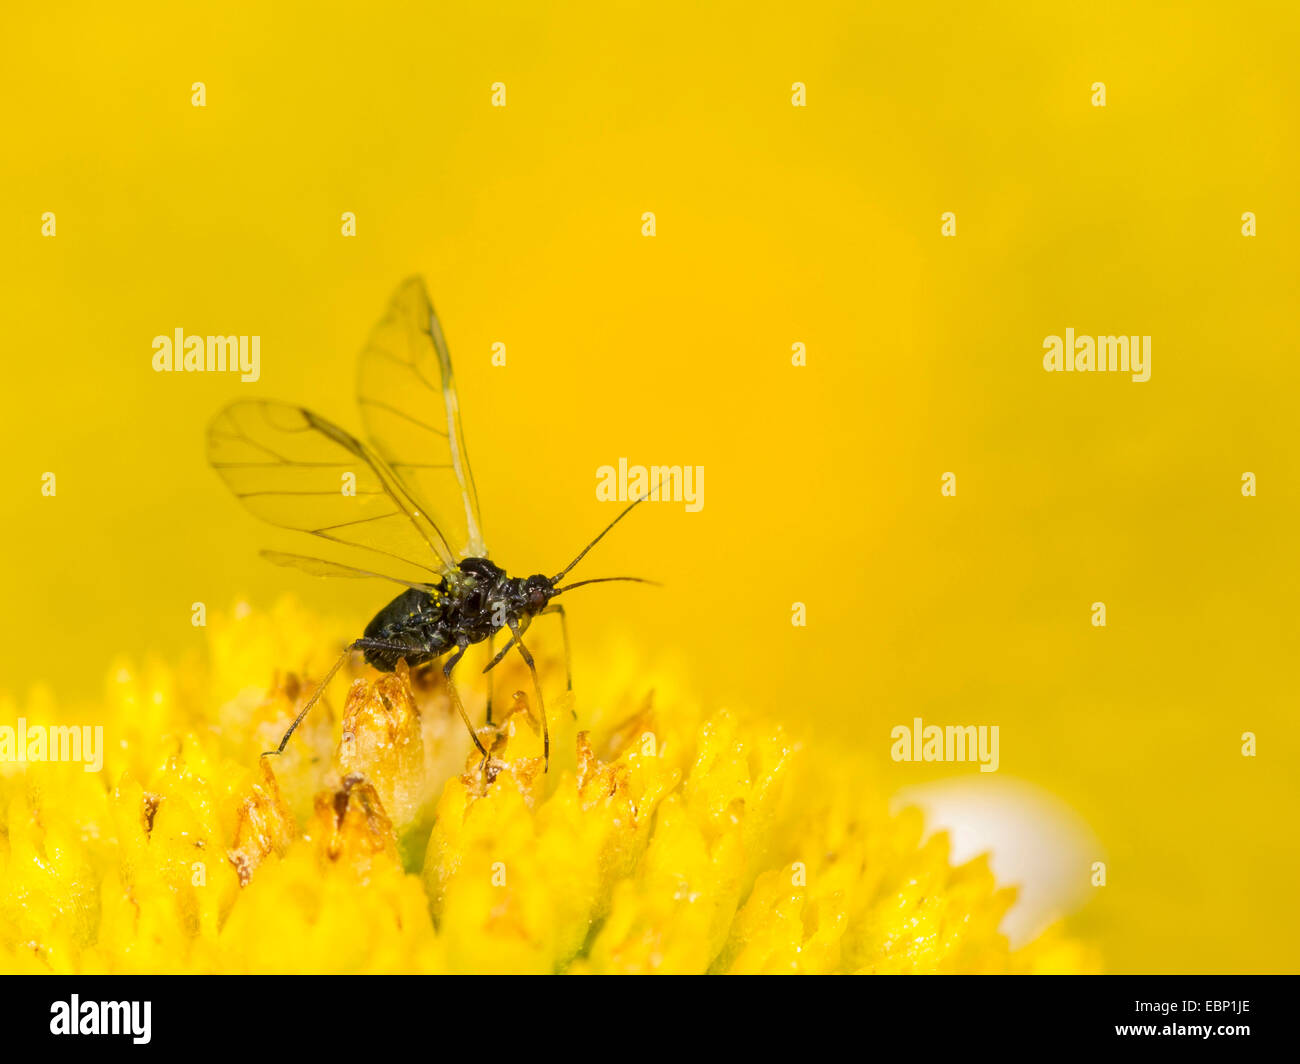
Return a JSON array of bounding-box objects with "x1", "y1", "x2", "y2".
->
[{"x1": 207, "y1": 277, "x2": 654, "y2": 774}]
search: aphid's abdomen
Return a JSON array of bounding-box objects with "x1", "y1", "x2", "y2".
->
[{"x1": 360, "y1": 587, "x2": 450, "y2": 672}]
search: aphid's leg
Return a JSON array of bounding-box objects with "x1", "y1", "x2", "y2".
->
[
  {"x1": 538, "y1": 604, "x2": 576, "y2": 720},
  {"x1": 444, "y1": 642, "x2": 489, "y2": 761},
  {"x1": 507, "y1": 618, "x2": 548, "y2": 772},
  {"x1": 484, "y1": 636, "x2": 514, "y2": 672},
  {"x1": 263, "y1": 643, "x2": 356, "y2": 758},
  {"x1": 482, "y1": 616, "x2": 530, "y2": 675},
  {"x1": 485, "y1": 630, "x2": 495, "y2": 725},
  {"x1": 537, "y1": 605, "x2": 573, "y2": 691}
]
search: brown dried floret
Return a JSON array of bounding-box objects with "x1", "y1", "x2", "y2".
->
[
  {"x1": 226, "y1": 759, "x2": 294, "y2": 887},
  {"x1": 335, "y1": 666, "x2": 425, "y2": 827},
  {"x1": 310, "y1": 774, "x2": 399, "y2": 880}
]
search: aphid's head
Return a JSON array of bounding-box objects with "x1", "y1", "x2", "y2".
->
[{"x1": 523, "y1": 574, "x2": 556, "y2": 613}]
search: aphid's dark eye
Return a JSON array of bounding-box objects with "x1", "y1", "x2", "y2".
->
[{"x1": 528, "y1": 589, "x2": 547, "y2": 611}]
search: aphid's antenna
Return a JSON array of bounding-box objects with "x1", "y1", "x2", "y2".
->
[
  {"x1": 554, "y1": 576, "x2": 661, "y2": 593},
  {"x1": 550, "y1": 490, "x2": 653, "y2": 584},
  {"x1": 261, "y1": 643, "x2": 356, "y2": 758}
]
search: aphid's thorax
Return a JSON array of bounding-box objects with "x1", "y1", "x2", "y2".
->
[
  {"x1": 448, "y1": 557, "x2": 519, "y2": 639},
  {"x1": 451, "y1": 559, "x2": 556, "y2": 635},
  {"x1": 450, "y1": 557, "x2": 505, "y2": 597}
]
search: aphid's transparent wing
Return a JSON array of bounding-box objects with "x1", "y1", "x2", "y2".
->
[
  {"x1": 356, "y1": 277, "x2": 487, "y2": 560},
  {"x1": 260, "y1": 550, "x2": 436, "y2": 591},
  {"x1": 207, "y1": 400, "x2": 456, "y2": 580}
]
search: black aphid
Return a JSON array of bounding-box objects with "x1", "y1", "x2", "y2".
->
[{"x1": 207, "y1": 277, "x2": 652, "y2": 772}]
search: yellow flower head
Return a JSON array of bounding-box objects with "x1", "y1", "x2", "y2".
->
[{"x1": 0, "y1": 600, "x2": 1098, "y2": 974}]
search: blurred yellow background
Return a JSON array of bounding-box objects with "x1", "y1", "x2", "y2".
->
[{"x1": 2, "y1": 1, "x2": 1297, "y2": 972}]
